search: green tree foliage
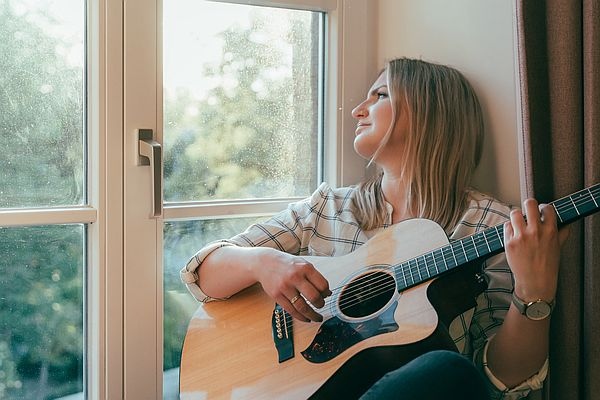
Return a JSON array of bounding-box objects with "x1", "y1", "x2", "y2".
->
[
  {"x1": 0, "y1": 225, "x2": 84, "y2": 399},
  {"x1": 164, "y1": 13, "x2": 318, "y2": 202},
  {"x1": 0, "y1": 0, "x2": 84, "y2": 209}
]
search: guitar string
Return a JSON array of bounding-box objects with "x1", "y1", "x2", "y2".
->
[
  {"x1": 282, "y1": 277, "x2": 399, "y2": 324},
  {"x1": 317, "y1": 228, "x2": 503, "y2": 310},
  {"x1": 327, "y1": 188, "x2": 600, "y2": 306},
  {"x1": 324, "y1": 191, "x2": 600, "y2": 315},
  {"x1": 285, "y1": 226, "x2": 501, "y2": 316},
  {"x1": 311, "y1": 186, "x2": 600, "y2": 308},
  {"x1": 327, "y1": 187, "x2": 600, "y2": 305},
  {"x1": 281, "y1": 186, "x2": 599, "y2": 322}
]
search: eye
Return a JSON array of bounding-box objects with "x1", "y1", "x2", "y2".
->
[{"x1": 376, "y1": 91, "x2": 388, "y2": 99}]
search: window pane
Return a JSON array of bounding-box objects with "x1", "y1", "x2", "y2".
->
[
  {"x1": 163, "y1": 217, "x2": 268, "y2": 399},
  {"x1": 0, "y1": 224, "x2": 84, "y2": 399},
  {"x1": 0, "y1": 0, "x2": 85, "y2": 208},
  {"x1": 163, "y1": 1, "x2": 322, "y2": 202}
]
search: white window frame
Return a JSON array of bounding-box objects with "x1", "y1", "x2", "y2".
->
[{"x1": 89, "y1": 0, "x2": 124, "y2": 399}]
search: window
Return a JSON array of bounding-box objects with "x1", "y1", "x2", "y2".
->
[
  {"x1": 1, "y1": 0, "x2": 372, "y2": 398},
  {"x1": 0, "y1": 0, "x2": 88, "y2": 398}
]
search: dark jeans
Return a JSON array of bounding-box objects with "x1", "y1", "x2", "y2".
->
[{"x1": 359, "y1": 350, "x2": 490, "y2": 400}]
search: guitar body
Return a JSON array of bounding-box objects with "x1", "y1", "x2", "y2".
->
[{"x1": 179, "y1": 219, "x2": 468, "y2": 399}]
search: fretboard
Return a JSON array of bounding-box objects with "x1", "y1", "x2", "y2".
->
[{"x1": 393, "y1": 183, "x2": 600, "y2": 290}]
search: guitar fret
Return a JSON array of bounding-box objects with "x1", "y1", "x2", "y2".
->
[
  {"x1": 459, "y1": 240, "x2": 469, "y2": 262},
  {"x1": 410, "y1": 259, "x2": 419, "y2": 283},
  {"x1": 400, "y1": 263, "x2": 408, "y2": 288},
  {"x1": 450, "y1": 242, "x2": 467, "y2": 265},
  {"x1": 473, "y1": 233, "x2": 488, "y2": 257},
  {"x1": 440, "y1": 248, "x2": 449, "y2": 271},
  {"x1": 424, "y1": 255, "x2": 434, "y2": 277},
  {"x1": 455, "y1": 241, "x2": 468, "y2": 264},
  {"x1": 570, "y1": 197, "x2": 581, "y2": 215},
  {"x1": 489, "y1": 230, "x2": 502, "y2": 251},
  {"x1": 432, "y1": 251, "x2": 440, "y2": 274},
  {"x1": 419, "y1": 257, "x2": 427, "y2": 279},
  {"x1": 553, "y1": 203, "x2": 564, "y2": 223},
  {"x1": 590, "y1": 187, "x2": 599, "y2": 207},
  {"x1": 470, "y1": 236, "x2": 480, "y2": 257},
  {"x1": 416, "y1": 258, "x2": 423, "y2": 281},
  {"x1": 482, "y1": 232, "x2": 492, "y2": 253},
  {"x1": 449, "y1": 244, "x2": 458, "y2": 267},
  {"x1": 494, "y1": 226, "x2": 504, "y2": 246},
  {"x1": 433, "y1": 249, "x2": 444, "y2": 273}
]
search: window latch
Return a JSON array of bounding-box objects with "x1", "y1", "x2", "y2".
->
[{"x1": 137, "y1": 129, "x2": 163, "y2": 218}]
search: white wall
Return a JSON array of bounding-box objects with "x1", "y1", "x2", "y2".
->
[{"x1": 375, "y1": 0, "x2": 521, "y2": 205}]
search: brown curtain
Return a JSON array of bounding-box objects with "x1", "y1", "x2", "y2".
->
[{"x1": 515, "y1": 1, "x2": 600, "y2": 399}]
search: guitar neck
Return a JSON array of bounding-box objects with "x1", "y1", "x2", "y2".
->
[
  {"x1": 553, "y1": 183, "x2": 600, "y2": 226},
  {"x1": 393, "y1": 183, "x2": 600, "y2": 291}
]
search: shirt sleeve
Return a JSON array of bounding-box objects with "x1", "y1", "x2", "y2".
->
[
  {"x1": 479, "y1": 337, "x2": 548, "y2": 400},
  {"x1": 179, "y1": 183, "x2": 332, "y2": 302}
]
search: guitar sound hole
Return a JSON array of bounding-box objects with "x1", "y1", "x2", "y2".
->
[{"x1": 339, "y1": 270, "x2": 396, "y2": 318}]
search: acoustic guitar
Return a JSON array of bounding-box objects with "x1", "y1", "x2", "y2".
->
[{"x1": 179, "y1": 184, "x2": 599, "y2": 399}]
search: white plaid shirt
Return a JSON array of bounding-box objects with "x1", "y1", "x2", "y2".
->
[{"x1": 181, "y1": 182, "x2": 548, "y2": 399}]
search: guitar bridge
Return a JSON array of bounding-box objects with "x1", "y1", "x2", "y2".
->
[{"x1": 272, "y1": 304, "x2": 294, "y2": 363}]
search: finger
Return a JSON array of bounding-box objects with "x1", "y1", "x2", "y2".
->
[
  {"x1": 295, "y1": 281, "x2": 322, "y2": 308},
  {"x1": 291, "y1": 294, "x2": 323, "y2": 322},
  {"x1": 299, "y1": 259, "x2": 332, "y2": 298},
  {"x1": 503, "y1": 220, "x2": 514, "y2": 241},
  {"x1": 278, "y1": 292, "x2": 311, "y2": 323},
  {"x1": 539, "y1": 203, "x2": 557, "y2": 226},
  {"x1": 282, "y1": 283, "x2": 323, "y2": 322},
  {"x1": 523, "y1": 198, "x2": 541, "y2": 226},
  {"x1": 302, "y1": 272, "x2": 331, "y2": 307},
  {"x1": 509, "y1": 208, "x2": 526, "y2": 235}
]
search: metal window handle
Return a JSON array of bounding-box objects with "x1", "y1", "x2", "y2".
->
[{"x1": 138, "y1": 129, "x2": 163, "y2": 218}]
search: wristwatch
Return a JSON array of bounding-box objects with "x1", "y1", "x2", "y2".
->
[{"x1": 512, "y1": 293, "x2": 555, "y2": 321}]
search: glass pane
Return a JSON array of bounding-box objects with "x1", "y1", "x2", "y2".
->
[
  {"x1": 163, "y1": 217, "x2": 268, "y2": 399},
  {"x1": 0, "y1": 224, "x2": 84, "y2": 399},
  {"x1": 0, "y1": 0, "x2": 85, "y2": 208},
  {"x1": 163, "y1": 1, "x2": 322, "y2": 202}
]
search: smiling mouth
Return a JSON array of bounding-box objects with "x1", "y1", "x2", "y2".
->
[{"x1": 356, "y1": 123, "x2": 370, "y2": 133}]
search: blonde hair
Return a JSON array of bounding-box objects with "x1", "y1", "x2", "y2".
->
[{"x1": 354, "y1": 58, "x2": 484, "y2": 231}]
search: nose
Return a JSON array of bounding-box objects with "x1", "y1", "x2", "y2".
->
[{"x1": 352, "y1": 99, "x2": 368, "y2": 119}]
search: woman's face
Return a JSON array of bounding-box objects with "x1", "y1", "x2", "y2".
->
[{"x1": 351, "y1": 72, "x2": 399, "y2": 161}]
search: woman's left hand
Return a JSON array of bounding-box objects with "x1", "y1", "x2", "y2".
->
[{"x1": 503, "y1": 199, "x2": 570, "y2": 302}]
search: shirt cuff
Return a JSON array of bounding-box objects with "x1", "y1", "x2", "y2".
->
[
  {"x1": 482, "y1": 338, "x2": 548, "y2": 397},
  {"x1": 180, "y1": 241, "x2": 235, "y2": 303}
]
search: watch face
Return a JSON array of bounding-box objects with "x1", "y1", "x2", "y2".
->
[{"x1": 525, "y1": 300, "x2": 552, "y2": 321}]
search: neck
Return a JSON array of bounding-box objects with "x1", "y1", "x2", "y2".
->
[{"x1": 381, "y1": 172, "x2": 414, "y2": 223}]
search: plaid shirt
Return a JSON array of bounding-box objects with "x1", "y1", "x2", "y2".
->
[{"x1": 181, "y1": 182, "x2": 547, "y2": 399}]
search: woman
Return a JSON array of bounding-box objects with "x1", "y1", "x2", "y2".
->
[{"x1": 180, "y1": 58, "x2": 568, "y2": 399}]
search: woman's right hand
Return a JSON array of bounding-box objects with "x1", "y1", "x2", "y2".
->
[{"x1": 254, "y1": 248, "x2": 331, "y2": 322}]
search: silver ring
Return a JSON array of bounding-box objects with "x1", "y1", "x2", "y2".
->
[{"x1": 290, "y1": 295, "x2": 300, "y2": 305}]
